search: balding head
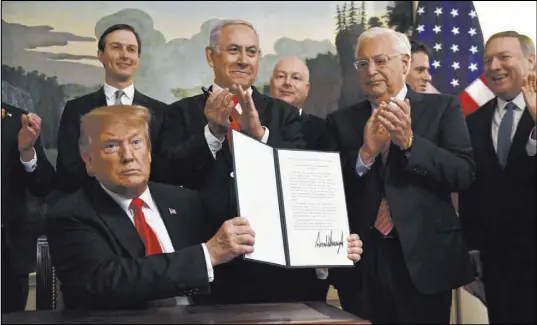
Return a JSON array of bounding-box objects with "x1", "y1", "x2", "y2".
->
[{"x1": 270, "y1": 56, "x2": 311, "y2": 109}]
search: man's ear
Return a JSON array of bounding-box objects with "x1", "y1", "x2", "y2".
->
[
  {"x1": 402, "y1": 53, "x2": 411, "y2": 75},
  {"x1": 205, "y1": 47, "x2": 216, "y2": 69},
  {"x1": 80, "y1": 148, "x2": 94, "y2": 176}
]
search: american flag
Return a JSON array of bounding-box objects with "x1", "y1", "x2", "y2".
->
[{"x1": 414, "y1": 1, "x2": 494, "y2": 115}]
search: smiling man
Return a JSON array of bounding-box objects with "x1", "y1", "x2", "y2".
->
[
  {"x1": 154, "y1": 19, "x2": 326, "y2": 306},
  {"x1": 55, "y1": 24, "x2": 168, "y2": 194},
  {"x1": 459, "y1": 31, "x2": 536, "y2": 324},
  {"x1": 270, "y1": 56, "x2": 330, "y2": 151}
]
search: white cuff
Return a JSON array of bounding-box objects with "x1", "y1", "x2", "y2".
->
[
  {"x1": 526, "y1": 127, "x2": 536, "y2": 156},
  {"x1": 355, "y1": 151, "x2": 374, "y2": 177},
  {"x1": 201, "y1": 243, "x2": 214, "y2": 282},
  {"x1": 260, "y1": 126, "x2": 269, "y2": 144},
  {"x1": 204, "y1": 124, "x2": 224, "y2": 159},
  {"x1": 20, "y1": 148, "x2": 38, "y2": 172},
  {"x1": 315, "y1": 268, "x2": 329, "y2": 280}
]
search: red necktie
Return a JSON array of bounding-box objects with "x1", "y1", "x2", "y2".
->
[
  {"x1": 130, "y1": 198, "x2": 163, "y2": 255},
  {"x1": 226, "y1": 96, "x2": 241, "y2": 148},
  {"x1": 375, "y1": 141, "x2": 394, "y2": 235}
]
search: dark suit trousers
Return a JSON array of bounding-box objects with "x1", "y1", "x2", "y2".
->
[
  {"x1": 482, "y1": 254, "x2": 536, "y2": 324},
  {"x1": 1, "y1": 252, "x2": 29, "y2": 313},
  {"x1": 341, "y1": 228, "x2": 452, "y2": 324}
]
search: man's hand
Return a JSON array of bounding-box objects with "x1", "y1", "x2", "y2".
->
[
  {"x1": 206, "y1": 217, "x2": 255, "y2": 266},
  {"x1": 377, "y1": 98, "x2": 413, "y2": 149},
  {"x1": 347, "y1": 234, "x2": 363, "y2": 262},
  {"x1": 18, "y1": 113, "x2": 41, "y2": 162},
  {"x1": 204, "y1": 88, "x2": 236, "y2": 140},
  {"x1": 522, "y1": 71, "x2": 536, "y2": 124},
  {"x1": 231, "y1": 84, "x2": 264, "y2": 140},
  {"x1": 360, "y1": 105, "x2": 391, "y2": 164}
]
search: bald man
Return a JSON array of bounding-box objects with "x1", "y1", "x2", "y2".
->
[{"x1": 270, "y1": 56, "x2": 331, "y2": 151}]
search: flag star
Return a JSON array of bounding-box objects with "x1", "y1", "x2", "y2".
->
[
  {"x1": 451, "y1": 44, "x2": 460, "y2": 53},
  {"x1": 433, "y1": 43, "x2": 442, "y2": 51},
  {"x1": 469, "y1": 10, "x2": 477, "y2": 18},
  {"x1": 434, "y1": 7, "x2": 443, "y2": 16},
  {"x1": 451, "y1": 79, "x2": 460, "y2": 87},
  {"x1": 450, "y1": 9, "x2": 459, "y2": 17},
  {"x1": 416, "y1": 24, "x2": 425, "y2": 33},
  {"x1": 451, "y1": 27, "x2": 460, "y2": 35},
  {"x1": 432, "y1": 60, "x2": 441, "y2": 69},
  {"x1": 452, "y1": 62, "x2": 460, "y2": 70},
  {"x1": 417, "y1": 6, "x2": 425, "y2": 15},
  {"x1": 433, "y1": 25, "x2": 442, "y2": 34},
  {"x1": 468, "y1": 28, "x2": 477, "y2": 37},
  {"x1": 469, "y1": 63, "x2": 478, "y2": 72},
  {"x1": 469, "y1": 46, "x2": 479, "y2": 54}
]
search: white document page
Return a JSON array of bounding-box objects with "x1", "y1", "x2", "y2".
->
[
  {"x1": 277, "y1": 150, "x2": 352, "y2": 267},
  {"x1": 231, "y1": 130, "x2": 286, "y2": 266}
]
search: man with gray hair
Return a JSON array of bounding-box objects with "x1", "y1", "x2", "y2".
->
[
  {"x1": 326, "y1": 27, "x2": 475, "y2": 323},
  {"x1": 156, "y1": 20, "x2": 319, "y2": 305}
]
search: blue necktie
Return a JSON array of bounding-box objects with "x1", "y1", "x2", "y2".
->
[{"x1": 497, "y1": 102, "x2": 516, "y2": 168}]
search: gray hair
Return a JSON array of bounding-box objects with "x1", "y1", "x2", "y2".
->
[
  {"x1": 355, "y1": 27, "x2": 411, "y2": 58},
  {"x1": 208, "y1": 19, "x2": 259, "y2": 54},
  {"x1": 486, "y1": 31, "x2": 536, "y2": 57}
]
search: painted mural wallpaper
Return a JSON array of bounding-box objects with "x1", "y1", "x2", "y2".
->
[{"x1": 1, "y1": 1, "x2": 413, "y2": 154}]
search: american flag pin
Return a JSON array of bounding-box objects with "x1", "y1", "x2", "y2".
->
[{"x1": 169, "y1": 208, "x2": 176, "y2": 215}]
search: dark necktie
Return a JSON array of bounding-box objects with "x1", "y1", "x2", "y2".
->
[
  {"x1": 114, "y1": 90, "x2": 124, "y2": 105},
  {"x1": 497, "y1": 102, "x2": 516, "y2": 168}
]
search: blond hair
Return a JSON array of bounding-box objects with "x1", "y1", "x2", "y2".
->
[{"x1": 79, "y1": 105, "x2": 151, "y2": 156}]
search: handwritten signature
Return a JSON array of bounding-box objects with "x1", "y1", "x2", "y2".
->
[{"x1": 314, "y1": 230, "x2": 344, "y2": 254}]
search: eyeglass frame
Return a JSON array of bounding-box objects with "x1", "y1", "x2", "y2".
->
[{"x1": 353, "y1": 54, "x2": 403, "y2": 71}]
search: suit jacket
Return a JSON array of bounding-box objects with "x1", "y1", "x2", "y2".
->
[
  {"x1": 459, "y1": 98, "x2": 536, "y2": 267},
  {"x1": 299, "y1": 112, "x2": 331, "y2": 151},
  {"x1": 156, "y1": 86, "x2": 326, "y2": 304},
  {"x1": 45, "y1": 180, "x2": 213, "y2": 310},
  {"x1": 55, "y1": 88, "x2": 168, "y2": 194},
  {"x1": 326, "y1": 88, "x2": 475, "y2": 296},
  {"x1": 1, "y1": 102, "x2": 55, "y2": 274}
]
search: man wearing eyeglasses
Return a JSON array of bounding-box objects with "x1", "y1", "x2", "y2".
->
[{"x1": 325, "y1": 27, "x2": 475, "y2": 323}]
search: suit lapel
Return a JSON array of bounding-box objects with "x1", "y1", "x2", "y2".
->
[
  {"x1": 92, "y1": 87, "x2": 108, "y2": 109},
  {"x1": 507, "y1": 108, "x2": 535, "y2": 165},
  {"x1": 148, "y1": 183, "x2": 192, "y2": 250},
  {"x1": 88, "y1": 181, "x2": 145, "y2": 257}
]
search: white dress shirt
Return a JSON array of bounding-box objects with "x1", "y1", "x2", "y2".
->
[
  {"x1": 100, "y1": 184, "x2": 214, "y2": 305},
  {"x1": 492, "y1": 93, "x2": 536, "y2": 156},
  {"x1": 103, "y1": 83, "x2": 135, "y2": 106},
  {"x1": 204, "y1": 84, "x2": 270, "y2": 158},
  {"x1": 20, "y1": 149, "x2": 38, "y2": 172}
]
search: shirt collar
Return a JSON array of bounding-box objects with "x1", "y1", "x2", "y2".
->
[
  {"x1": 104, "y1": 82, "x2": 135, "y2": 102},
  {"x1": 299, "y1": 108, "x2": 303, "y2": 116},
  {"x1": 212, "y1": 83, "x2": 253, "y2": 97},
  {"x1": 496, "y1": 92, "x2": 525, "y2": 112},
  {"x1": 370, "y1": 85, "x2": 408, "y2": 110},
  {"x1": 100, "y1": 183, "x2": 158, "y2": 213}
]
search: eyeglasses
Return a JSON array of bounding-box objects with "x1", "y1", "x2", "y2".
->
[{"x1": 353, "y1": 54, "x2": 402, "y2": 71}]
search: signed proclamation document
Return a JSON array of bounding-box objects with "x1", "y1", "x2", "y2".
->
[{"x1": 231, "y1": 130, "x2": 353, "y2": 268}]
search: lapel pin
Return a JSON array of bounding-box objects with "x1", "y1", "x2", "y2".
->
[{"x1": 169, "y1": 208, "x2": 177, "y2": 215}]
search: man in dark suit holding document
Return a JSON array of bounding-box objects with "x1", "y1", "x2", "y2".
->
[{"x1": 157, "y1": 19, "x2": 363, "y2": 305}]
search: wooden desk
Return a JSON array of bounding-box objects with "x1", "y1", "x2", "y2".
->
[{"x1": 2, "y1": 301, "x2": 370, "y2": 324}]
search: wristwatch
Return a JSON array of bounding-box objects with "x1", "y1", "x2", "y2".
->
[{"x1": 401, "y1": 133, "x2": 413, "y2": 159}]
